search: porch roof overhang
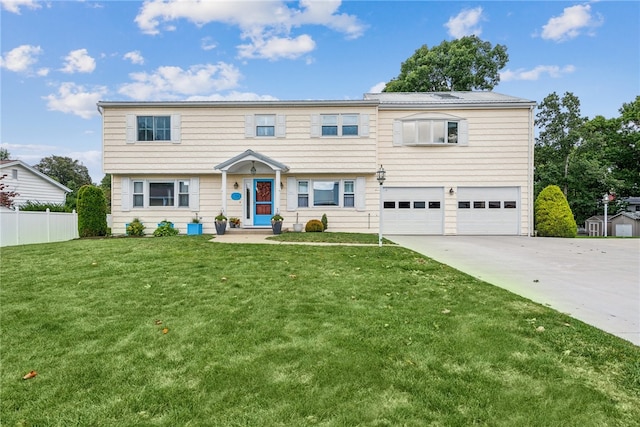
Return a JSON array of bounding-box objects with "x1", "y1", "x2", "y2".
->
[{"x1": 214, "y1": 149, "x2": 290, "y2": 174}]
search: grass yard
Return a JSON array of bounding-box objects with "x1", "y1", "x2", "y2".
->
[{"x1": 1, "y1": 235, "x2": 639, "y2": 426}]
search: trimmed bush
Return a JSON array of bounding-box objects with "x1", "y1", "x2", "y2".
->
[
  {"x1": 305, "y1": 219, "x2": 324, "y2": 232},
  {"x1": 77, "y1": 185, "x2": 108, "y2": 237},
  {"x1": 127, "y1": 218, "x2": 145, "y2": 237},
  {"x1": 535, "y1": 185, "x2": 577, "y2": 238},
  {"x1": 153, "y1": 220, "x2": 179, "y2": 237},
  {"x1": 19, "y1": 201, "x2": 68, "y2": 212},
  {"x1": 321, "y1": 213, "x2": 328, "y2": 231}
]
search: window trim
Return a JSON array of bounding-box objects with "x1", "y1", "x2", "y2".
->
[
  {"x1": 294, "y1": 179, "x2": 359, "y2": 208},
  {"x1": 130, "y1": 179, "x2": 192, "y2": 209},
  {"x1": 126, "y1": 114, "x2": 180, "y2": 144},
  {"x1": 393, "y1": 114, "x2": 467, "y2": 146}
]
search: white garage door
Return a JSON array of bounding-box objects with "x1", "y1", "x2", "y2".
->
[
  {"x1": 382, "y1": 187, "x2": 444, "y2": 235},
  {"x1": 457, "y1": 187, "x2": 520, "y2": 235}
]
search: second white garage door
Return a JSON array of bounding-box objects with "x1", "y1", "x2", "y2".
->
[
  {"x1": 382, "y1": 187, "x2": 444, "y2": 235},
  {"x1": 456, "y1": 187, "x2": 520, "y2": 235}
]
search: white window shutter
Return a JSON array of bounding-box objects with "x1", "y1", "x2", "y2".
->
[
  {"x1": 286, "y1": 177, "x2": 297, "y2": 211},
  {"x1": 360, "y1": 114, "x2": 369, "y2": 137},
  {"x1": 171, "y1": 114, "x2": 181, "y2": 143},
  {"x1": 245, "y1": 115, "x2": 255, "y2": 137},
  {"x1": 121, "y1": 177, "x2": 131, "y2": 211},
  {"x1": 126, "y1": 115, "x2": 136, "y2": 143},
  {"x1": 189, "y1": 177, "x2": 200, "y2": 211},
  {"x1": 276, "y1": 114, "x2": 286, "y2": 137},
  {"x1": 310, "y1": 114, "x2": 320, "y2": 137},
  {"x1": 458, "y1": 120, "x2": 469, "y2": 146},
  {"x1": 355, "y1": 177, "x2": 366, "y2": 211},
  {"x1": 393, "y1": 120, "x2": 402, "y2": 146}
]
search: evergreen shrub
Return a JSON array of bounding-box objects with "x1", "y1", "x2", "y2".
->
[
  {"x1": 127, "y1": 218, "x2": 145, "y2": 236},
  {"x1": 321, "y1": 213, "x2": 328, "y2": 231},
  {"x1": 535, "y1": 185, "x2": 577, "y2": 238},
  {"x1": 305, "y1": 219, "x2": 324, "y2": 232},
  {"x1": 153, "y1": 220, "x2": 179, "y2": 237},
  {"x1": 77, "y1": 185, "x2": 108, "y2": 237}
]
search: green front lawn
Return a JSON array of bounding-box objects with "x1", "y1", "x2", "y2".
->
[{"x1": 1, "y1": 236, "x2": 638, "y2": 426}]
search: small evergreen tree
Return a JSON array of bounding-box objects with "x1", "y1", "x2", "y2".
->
[
  {"x1": 321, "y1": 213, "x2": 328, "y2": 231},
  {"x1": 77, "y1": 184, "x2": 107, "y2": 237},
  {"x1": 535, "y1": 185, "x2": 577, "y2": 238}
]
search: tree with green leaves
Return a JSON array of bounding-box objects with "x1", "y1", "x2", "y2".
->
[
  {"x1": 100, "y1": 173, "x2": 112, "y2": 214},
  {"x1": 534, "y1": 92, "x2": 587, "y2": 198},
  {"x1": 0, "y1": 147, "x2": 10, "y2": 160},
  {"x1": 384, "y1": 35, "x2": 509, "y2": 92},
  {"x1": 34, "y1": 155, "x2": 93, "y2": 211},
  {"x1": 77, "y1": 184, "x2": 107, "y2": 237}
]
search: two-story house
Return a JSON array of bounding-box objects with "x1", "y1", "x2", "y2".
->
[{"x1": 98, "y1": 91, "x2": 535, "y2": 235}]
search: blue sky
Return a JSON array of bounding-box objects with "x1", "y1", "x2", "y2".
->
[{"x1": 1, "y1": 0, "x2": 638, "y2": 183}]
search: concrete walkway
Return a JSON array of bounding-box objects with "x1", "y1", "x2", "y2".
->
[{"x1": 389, "y1": 236, "x2": 640, "y2": 346}]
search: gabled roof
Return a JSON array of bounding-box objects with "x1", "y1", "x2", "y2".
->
[
  {"x1": 214, "y1": 149, "x2": 289, "y2": 173},
  {"x1": 610, "y1": 211, "x2": 640, "y2": 221},
  {"x1": 622, "y1": 197, "x2": 640, "y2": 204},
  {"x1": 0, "y1": 159, "x2": 72, "y2": 193}
]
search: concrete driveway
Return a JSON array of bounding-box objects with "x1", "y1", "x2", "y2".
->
[{"x1": 388, "y1": 236, "x2": 640, "y2": 346}]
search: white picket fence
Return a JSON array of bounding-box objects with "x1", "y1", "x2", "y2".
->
[{"x1": 0, "y1": 208, "x2": 79, "y2": 247}]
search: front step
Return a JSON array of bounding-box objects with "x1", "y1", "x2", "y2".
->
[{"x1": 225, "y1": 227, "x2": 273, "y2": 235}]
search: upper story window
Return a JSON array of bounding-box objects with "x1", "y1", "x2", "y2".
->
[
  {"x1": 256, "y1": 115, "x2": 275, "y2": 137},
  {"x1": 245, "y1": 114, "x2": 286, "y2": 138},
  {"x1": 393, "y1": 114, "x2": 467, "y2": 146},
  {"x1": 321, "y1": 114, "x2": 359, "y2": 136},
  {"x1": 311, "y1": 114, "x2": 369, "y2": 138},
  {"x1": 12, "y1": 169, "x2": 18, "y2": 180},
  {"x1": 126, "y1": 114, "x2": 180, "y2": 144},
  {"x1": 138, "y1": 116, "x2": 171, "y2": 141}
]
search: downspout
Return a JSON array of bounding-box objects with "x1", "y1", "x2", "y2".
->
[{"x1": 528, "y1": 105, "x2": 535, "y2": 237}]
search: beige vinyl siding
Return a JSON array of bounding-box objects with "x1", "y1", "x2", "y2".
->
[
  {"x1": 378, "y1": 107, "x2": 532, "y2": 235},
  {"x1": 1, "y1": 165, "x2": 68, "y2": 206},
  {"x1": 111, "y1": 173, "x2": 383, "y2": 234},
  {"x1": 103, "y1": 107, "x2": 378, "y2": 175}
]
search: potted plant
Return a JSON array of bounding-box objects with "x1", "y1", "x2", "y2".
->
[
  {"x1": 187, "y1": 214, "x2": 203, "y2": 235},
  {"x1": 271, "y1": 213, "x2": 284, "y2": 235},
  {"x1": 215, "y1": 212, "x2": 227, "y2": 235},
  {"x1": 292, "y1": 212, "x2": 303, "y2": 232},
  {"x1": 229, "y1": 217, "x2": 241, "y2": 228}
]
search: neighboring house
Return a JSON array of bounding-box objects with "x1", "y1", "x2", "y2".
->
[
  {"x1": 0, "y1": 160, "x2": 71, "y2": 207},
  {"x1": 621, "y1": 196, "x2": 640, "y2": 213},
  {"x1": 98, "y1": 91, "x2": 536, "y2": 235},
  {"x1": 610, "y1": 212, "x2": 640, "y2": 237}
]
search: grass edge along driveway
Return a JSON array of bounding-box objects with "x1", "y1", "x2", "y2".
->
[{"x1": 1, "y1": 235, "x2": 639, "y2": 426}]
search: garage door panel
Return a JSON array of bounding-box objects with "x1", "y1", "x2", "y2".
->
[
  {"x1": 383, "y1": 187, "x2": 443, "y2": 235},
  {"x1": 457, "y1": 187, "x2": 520, "y2": 235}
]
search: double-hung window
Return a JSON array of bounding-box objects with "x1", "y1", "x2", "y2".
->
[
  {"x1": 256, "y1": 115, "x2": 275, "y2": 137},
  {"x1": 137, "y1": 116, "x2": 171, "y2": 141},
  {"x1": 321, "y1": 114, "x2": 359, "y2": 136}
]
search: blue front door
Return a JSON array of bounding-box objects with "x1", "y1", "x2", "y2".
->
[{"x1": 253, "y1": 179, "x2": 273, "y2": 226}]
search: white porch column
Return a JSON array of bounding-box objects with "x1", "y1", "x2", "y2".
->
[
  {"x1": 275, "y1": 169, "x2": 281, "y2": 214},
  {"x1": 221, "y1": 171, "x2": 227, "y2": 215}
]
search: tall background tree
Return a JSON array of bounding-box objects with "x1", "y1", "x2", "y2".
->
[
  {"x1": 0, "y1": 147, "x2": 10, "y2": 160},
  {"x1": 535, "y1": 94, "x2": 640, "y2": 225},
  {"x1": 34, "y1": 155, "x2": 93, "y2": 211},
  {"x1": 384, "y1": 36, "x2": 508, "y2": 92}
]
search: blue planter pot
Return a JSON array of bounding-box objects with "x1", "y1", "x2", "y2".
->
[{"x1": 187, "y1": 223, "x2": 203, "y2": 235}]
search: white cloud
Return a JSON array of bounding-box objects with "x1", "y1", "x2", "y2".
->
[
  {"x1": 61, "y1": 49, "x2": 96, "y2": 74},
  {"x1": 43, "y1": 82, "x2": 108, "y2": 119},
  {"x1": 368, "y1": 82, "x2": 386, "y2": 93},
  {"x1": 0, "y1": 0, "x2": 41, "y2": 14},
  {"x1": 445, "y1": 7, "x2": 484, "y2": 38},
  {"x1": 36, "y1": 68, "x2": 50, "y2": 76},
  {"x1": 541, "y1": 4, "x2": 603, "y2": 42},
  {"x1": 201, "y1": 37, "x2": 217, "y2": 51},
  {"x1": 0, "y1": 44, "x2": 43, "y2": 73},
  {"x1": 186, "y1": 91, "x2": 278, "y2": 102},
  {"x1": 134, "y1": 0, "x2": 365, "y2": 60},
  {"x1": 123, "y1": 50, "x2": 145, "y2": 65},
  {"x1": 118, "y1": 62, "x2": 242, "y2": 101},
  {"x1": 238, "y1": 34, "x2": 315, "y2": 60},
  {"x1": 500, "y1": 65, "x2": 576, "y2": 82}
]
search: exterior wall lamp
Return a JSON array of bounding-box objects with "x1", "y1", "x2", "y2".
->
[
  {"x1": 250, "y1": 161, "x2": 256, "y2": 175},
  {"x1": 233, "y1": 182, "x2": 239, "y2": 189},
  {"x1": 449, "y1": 187, "x2": 455, "y2": 195}
]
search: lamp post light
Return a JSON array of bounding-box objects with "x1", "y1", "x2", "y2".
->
[
  {"x1": 602, "y1": 193, "x2": 609, "y2": 237},
  {"x1": 376, "y1": 165, "x2": 386, "y2": 247}
]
